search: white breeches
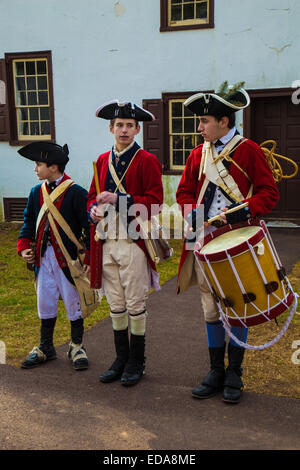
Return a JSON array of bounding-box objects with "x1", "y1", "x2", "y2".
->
[
  {"x1": 102, "y1": 238, "x2": 149, "y2": 317},
  {"x1": 36, "y1": 246, "x2": 82, "y2": 321}
]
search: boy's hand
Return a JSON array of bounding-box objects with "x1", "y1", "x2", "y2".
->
[
  {"x1": 83, "y1": 265, "x2": 90, "y2": 274},
  {"x1": 21, "y1": 248, "x2": 35, "y2": 264}
]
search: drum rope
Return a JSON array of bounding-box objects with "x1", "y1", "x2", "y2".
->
[
  {"x1": 259, "y1": 140, "x2": 299, "y2": 183},
  {"x1": 219, "y1": 294, "x2": 298, "y2": 350}
]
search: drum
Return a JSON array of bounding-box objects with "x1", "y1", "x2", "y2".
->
[{"x1": 195, "y1": 220, "x2": 295, "y2": 327}]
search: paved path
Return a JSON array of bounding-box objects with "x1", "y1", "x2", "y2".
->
[{"x1": 1, "y1": 228, "x2": 300, "y2": 451}]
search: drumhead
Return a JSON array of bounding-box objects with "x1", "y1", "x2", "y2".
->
[{"x1": 200, "y1": 226, "x2": 261, "y2": 254}]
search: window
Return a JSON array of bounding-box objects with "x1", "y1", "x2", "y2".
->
[
  {"x1": 143, "y1": 92, "x2": 205, "y2": 175},
  {"x1": 160, "y1": 0, "x2": 214, "y2": 32},
  {"x1": 1, "y1": 51, "x2": 55, "y2": 145},
  {"x1": 169, "y1": 98, "x2": 202, "y2": 170}
]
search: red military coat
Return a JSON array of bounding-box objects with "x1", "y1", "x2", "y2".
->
[
  {"x1": 176, "y1": 138, "x2": 280, "y2": 293},
  {"x1": 87, "y1": 146, "x2": 163, "y2": 289}
]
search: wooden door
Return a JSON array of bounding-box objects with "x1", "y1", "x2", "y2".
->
[{"x1": 245, "y1": 91, "x2": 300, "y2": 221}]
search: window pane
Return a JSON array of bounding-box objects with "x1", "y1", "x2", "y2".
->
[
  {"x1": 28, "y1": 92, "x2": 37, "y2": 105},
  {"x1": 29, "y1": 107, "x2": 39, "y2": 121},
  {"x1": 173, "y1": 150, "x2": 184, "y2": 166},
  {"x1": 171, "y1": 5, "x2": 182, "y2": 21},
  {"x1": 27, "y1": 77, "x2": 37, "y2": 90},
  {"x1": 184, "y1": 106, "x2": 194, "y2": 117},
  {"x1": 26, "y1": 61, "x2": 36, "y2": 75},
  {"x1": 30, "y1": 122, "x2": 40, "y2": 135},
  {"x1": 172, "y1": 101, "x2": 182, "y2": 117},
  {"x1": 17, "y1": 92, "x2": 27, "y2": 106},
  {"x1": 37, "y1": 76, "x2": 48, "y2": 90},
  {"x1": 172, "y1": 118, "x2": 182, "y2": 133},
  {"x1": 41, "y1": 122, "x2": 51, "y2": 135},
  {"x1": 19, "y1": 121, "x2": 29, "y2": 135},
  {"x1": 38, "y1": 92, "x2": 49, "y2": 105},
  {"x1": 184, "y1": 118, "x2": 194, "y2": 133},
  {"x1": 16, "y1": 77, "x2": 26, "y2": 91},
  {"x1": 40, "y1": 107, "x2": 50, "y2": 120},
  {"x1": 173, "y1": 135, "x2": 183, "y2": 149},
  {"x1": 183, "y1": 3, "x2": 194, "y2": 20},
  {"x1": 185, "y1": 151, "x2": 190, "y2": 163},
  {"x1": 184, "y1": 135, "x2": 193, "y2": 149},
  {"x1": 37, "y1": 60, "x2": 47, "y2": 75},
  {"x1": 196, "y1": 1, "x2": 208, "y2": 19},
  {"x1": 15, "y1": 62, "x2": 25, "y2": 76},
  {"x1": 18, "y1": 108, "x2": 28, "y2": 121}
]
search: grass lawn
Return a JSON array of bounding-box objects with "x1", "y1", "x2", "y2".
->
[{"x1": 0, "y1": 222, "x2": 299, "y2": 398}]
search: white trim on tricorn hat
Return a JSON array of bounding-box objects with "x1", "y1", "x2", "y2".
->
[
  {"x1": 184, "y1": 85, "x2": 250, "y2": 117},
  {"x1": 95, "y1": 99, "x2": 155, "y2": 121}
]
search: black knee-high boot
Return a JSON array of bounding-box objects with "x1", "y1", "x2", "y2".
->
[
  {"x1": 223, "y1": 343, "x2": 245, "y2": 404},
  {"x1": 120, "y1": 334, "x2": 145, "y2": 386},
  {"x1": 68, "y1": 318, "x2": 89, "y2": 370},
  {"x1": 192, "y1": 345, "x2": 226, "y2": 399},
  {"x1": 99, "y1": 328, "x2": 130, "y2": 383},
  {"x1": 21, "y1": 318, "x2": 57, "y2": 368}
]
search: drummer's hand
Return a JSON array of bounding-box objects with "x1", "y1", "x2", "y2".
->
[
  {"x1": 96, "y1": 191, "x2": 117, "y2": 205},
  {"x1": 219, "y1": 207, "x2": 229, "y2": 223}
]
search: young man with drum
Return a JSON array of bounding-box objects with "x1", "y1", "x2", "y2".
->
[
  {"x1": 176, "y1": 82, "x2": 279, "y2": 403},
  {"x1": 88, "y1": 100, "x2": 163, "y2": 386}
]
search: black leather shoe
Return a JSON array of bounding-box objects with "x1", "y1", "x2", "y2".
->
[
  {"x1": 100, "y1": 328, "x2": 129, "y2": 383},
  {"x1": 21, "y1": 346, "x2": 57, "y2": 369},
  {"x1": 223, "y1": 343, "x2": 245, "y2": 404},
  {"x1": 192, "y1": 383, "x2": 222, "y2": 399},
  {"x1": 99, "y1": 359, "x2": 125, "y2": 383},
  {"x1": 192, "y1": 369, "x2": 225, "y2": 399},
  {"x1": 120, "y1": 368, "x2": 144, "y2": 386},
  {"x1": 223, "y1": 385, "x2": 242, "y2": 403},
  {"x1": 192, "y1": 346, "x2": 226, "y2": 399},
  {"x1": 120, "y1": 334, "x2": 145, "y2": 386}
]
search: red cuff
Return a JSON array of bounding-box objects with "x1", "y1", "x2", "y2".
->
[{"x1": 17, "y1": 238, "x2": 32, "y2": 255}]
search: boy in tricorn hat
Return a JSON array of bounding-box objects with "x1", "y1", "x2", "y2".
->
[
  {"x1": 176, "y1": 82, "x2": 279, "y2": 403},
  {"x1": 17, "y1": 142, "x2": 90, "y2": 370},
  {"x1": 88, "y1": 100, "x2": 163, "y2": 386}
]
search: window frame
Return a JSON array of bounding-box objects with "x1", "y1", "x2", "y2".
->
[
  {"x1": 160, "y1": 0, "x2": 214, "y2": 32},
  {"x1": 4, "y1": 50, "x2": 55, "y2": 146}
]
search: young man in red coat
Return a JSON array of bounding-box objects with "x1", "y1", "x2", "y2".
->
[
  {"x1": 88, "y1": 100, "x2": 163, "y2": 386},
  {"x1": 176, "y1": 83, "x2": 279, "y2": 403}
]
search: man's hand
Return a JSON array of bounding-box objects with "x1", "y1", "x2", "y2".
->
[
  {"x1": 21, "y1": 248, "x2": 35, "y2": 264},
  {"x1": 90, "y1": 205, "x2": 106, "y2": 222},
  {"x1": 96, "y1": 191, "x2": 117, "y2": 205}
]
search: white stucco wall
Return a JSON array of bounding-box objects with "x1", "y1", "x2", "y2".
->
[{"x1": 0, "y1": 0, "x2": 299, "y2": 217}]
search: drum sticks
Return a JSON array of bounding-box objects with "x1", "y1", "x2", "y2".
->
[{"x1": 207, "y1": 202, "x2": 249, "y2": 224}]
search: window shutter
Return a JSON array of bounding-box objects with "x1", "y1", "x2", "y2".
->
[
  {"x1": 142, "y1": 99, "x2": 164, "y2": 168},
  {"x1": 0, "y1": 59, "x2": 9, "y2": 141}
]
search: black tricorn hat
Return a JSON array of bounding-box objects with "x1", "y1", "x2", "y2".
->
[
  {"x1": 95, "y1": 99, "x2": 155, "y2": 122},
  {"x1": 184, "y1": 81, "x2": 250, "y2": 117},
  {"x1": 18, "y1": 141, "x2": 69, "y2": 165}
]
